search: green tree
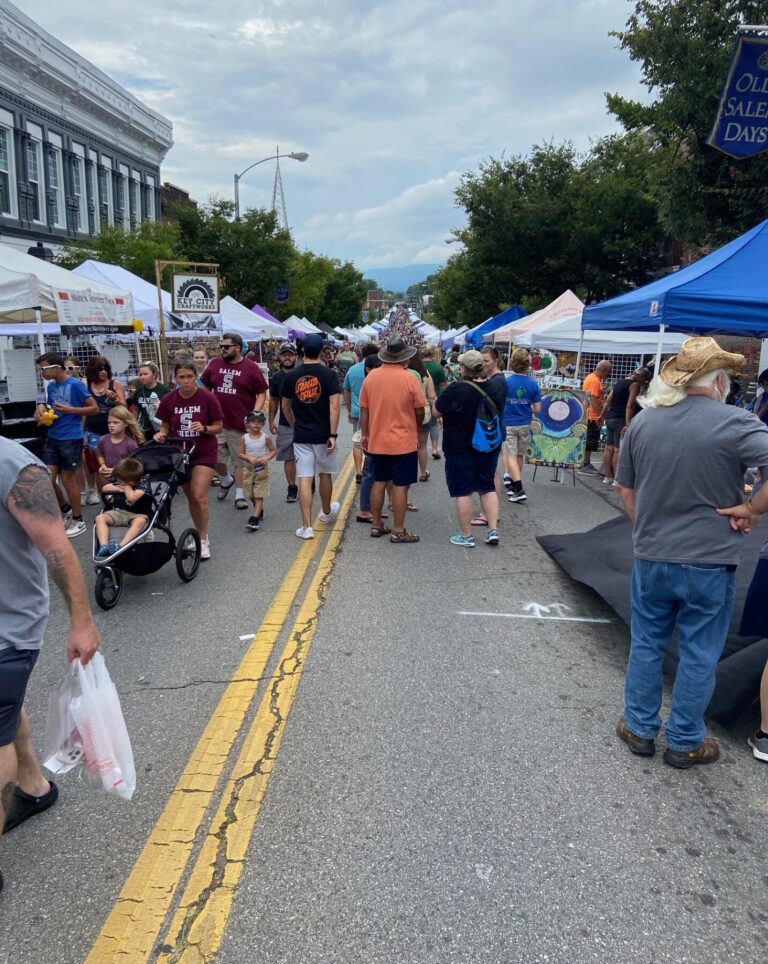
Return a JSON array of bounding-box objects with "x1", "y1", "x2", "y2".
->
[
  {"x1": 318, "y1": 261, "x2": 369, "y2": 328},
  {"x1": 56, "y1": 221, "x2": 181, "y2": 282},
  {"x1": 282, "y1": 250, "x2": 337, "y2": 321},
  {"x1": 608, "y1": 0, "x2": 768, "y2": 243},
  {"x1": 174, "y1": 197, "x2": 295, "y2": 309}
]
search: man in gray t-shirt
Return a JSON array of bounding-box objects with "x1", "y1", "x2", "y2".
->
[
  {"x1": 0, "y1": 438, "x2": 100, "y2": 892},
  {"x1": 614, "y1": 337, "x2": 768, "y2": 770}
]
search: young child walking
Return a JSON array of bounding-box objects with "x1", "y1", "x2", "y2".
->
[
  {"x1": 238, "y1": 411, "x2": 275, "y2": 531},
  {"x1": 96, "y1": 405, "x2": 144, "y2": 492},
  {"x1": 95, "y1": 457, "x2": 153, "y2": 557}
]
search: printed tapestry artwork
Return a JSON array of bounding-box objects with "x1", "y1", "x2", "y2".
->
[{"x1": 527, "y1": 388, "x2": 587, "y2": 468}]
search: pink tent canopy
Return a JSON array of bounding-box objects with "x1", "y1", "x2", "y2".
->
[{"x1": 492, "y1": 289, "x2": 585, "y2": 342}]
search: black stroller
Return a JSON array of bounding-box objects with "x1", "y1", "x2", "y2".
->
[{"x1": 91, "y1": 440, "x2": 202, "y2": 610}]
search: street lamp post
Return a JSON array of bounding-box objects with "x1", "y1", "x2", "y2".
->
[{"x1": 233, "y1": 147, "x2": 308, "y2": 220}]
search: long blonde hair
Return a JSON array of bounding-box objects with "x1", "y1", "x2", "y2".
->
[{"x1": 107, "y1": 405, "x2": 145, "y2": 445}]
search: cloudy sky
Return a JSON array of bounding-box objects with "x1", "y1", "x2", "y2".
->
[{"x1": 22, "y1": 0, "x2": 645, "y2": 272}]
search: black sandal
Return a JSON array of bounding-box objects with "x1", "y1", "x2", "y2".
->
[{"x1": 3, "y1": 781, "x2": 58, "y2": 834}]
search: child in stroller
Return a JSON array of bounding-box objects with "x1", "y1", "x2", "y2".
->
[{"x1": 95, "y1": 457, "x2": 153, "y2": 557}]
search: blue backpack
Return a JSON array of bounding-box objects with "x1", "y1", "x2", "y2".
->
[{"x1": 468, "y1": 381, "x2": 503, "y2": 452}]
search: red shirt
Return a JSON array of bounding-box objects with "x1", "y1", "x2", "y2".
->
[
  {"x1": 201, "y1": 357, "x2": 267, "y2": 430},
  {"x1": 156, "y1": 387, "x2": 223, "y2": 465}
]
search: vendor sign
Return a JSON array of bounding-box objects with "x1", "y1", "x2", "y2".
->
[
  {"x1": 172, "y1": 274, "x2": 220, "y2": 313},
  {"x1": 708, "y1": 32, "x2": 768, "y2": 158},
  {"x1": 54, "y1": 289, "x2": 133, "y2": 334}
]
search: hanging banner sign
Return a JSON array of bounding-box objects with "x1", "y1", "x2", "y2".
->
[
  {"x1": 172, "y1": 274, "x2": 220, "y2": 313},
  {"x1": 274, "y1": 283, "x2": 290, "y2": 304},
  {"x1": 708, "y1": 33, "x2": 768, "y2": 158},
  {"x1": 54, "y1": 289, "x2": 134, "y2": 334}
]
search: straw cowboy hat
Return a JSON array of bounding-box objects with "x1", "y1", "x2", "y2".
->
[
  {"x1": 659, "y1": 336, "x2": 744, "y2": 388},
  {"x1": 378, "y1": 337, "x2": 417, "y2": 363}
]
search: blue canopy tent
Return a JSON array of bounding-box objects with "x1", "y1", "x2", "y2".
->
[
  {"x1": 463, "y1": 304, "x2": 527, "y2": 348},
  {"x1": 580, "y1": 219, "x2": 768, "y2": 370}
]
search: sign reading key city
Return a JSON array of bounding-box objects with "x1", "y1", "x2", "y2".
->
[
  {"x1": 708, "y1": 31, "x2": 768, "y2": 158},
  {"x1": 172, "y1": 273, "x2": 220, "y2": 313}
]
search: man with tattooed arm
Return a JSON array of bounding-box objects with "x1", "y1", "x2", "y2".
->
[{"x1": 0, "y1": 437, "x2": 101, "y2": 893}]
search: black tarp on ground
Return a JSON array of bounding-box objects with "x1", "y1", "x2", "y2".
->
[{"x1": 537, "y1": 515, "x2": 768, "y2": 726}]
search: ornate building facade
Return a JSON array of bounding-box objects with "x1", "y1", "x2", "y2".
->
[{"x1": 0, "y1": 1, "x2": 173, "y2": 253}]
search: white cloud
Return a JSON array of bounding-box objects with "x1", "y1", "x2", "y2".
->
[{"x1": 21, "y1": 0, "x2": 645, "y2": 268}]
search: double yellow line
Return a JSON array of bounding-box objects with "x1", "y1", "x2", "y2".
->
[{"x1": 86, "y1": 457, "x2": 356, "y2": 962}]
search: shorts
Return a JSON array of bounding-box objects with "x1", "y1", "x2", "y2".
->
[
  {"x1": 275, "y1": 424, "x2": 295, "y2": 462},
  {"x1": 350, "y1": 416, "x2": 362, "y2": 448},
  {"x1": 370, "y1": 451, "x2": 418, "y2": 487},
  {"x1": 0, "y1": 647, "x2": 39, "y2": 746},
  {"x1": 101, "y1": 507, "x2": 148, "y2": 527},
  {"x1": 586, "y1": 419, "x2": 601, "y2": 453},
  {"x1": 217, "y1": 428, "x2": 245, "y2": 469},
  {"x1": 294, "y1": 442, "x2": 340, "y2": 478},
  {"x1": 41, "y1": 436, "x2": 83, "y2": 470},
  {"x1": 444, "y1": 449, "x2": 499, "y2": 498},
  {"x1": 605, "y1": 417, "x2": 624, "y2": 447},
  {"x1": 504, "y1": 425, "x2": 530, "y2": 456},
  {"x1": 244, "y1": 465, "x2": 270, "y2": 499}
]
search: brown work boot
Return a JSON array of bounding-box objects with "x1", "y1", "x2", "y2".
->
[
  {"x1": 616, "y1": 717, "x2": 655, "y2": 756},
  {"x1": 663, "y1": 736, "x2": 720, "y2": 769}
]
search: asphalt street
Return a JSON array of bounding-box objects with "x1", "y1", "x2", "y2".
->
[{"x1": 2, "y1": 424, "x2": 768, "y2": 964}]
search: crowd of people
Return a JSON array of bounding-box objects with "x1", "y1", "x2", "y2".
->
[{"x1": 2, "y1": 330, "x2": 768, "y2": 895}]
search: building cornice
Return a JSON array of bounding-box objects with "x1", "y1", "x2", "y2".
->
[{"x1": 0, "y1": 1, "x2": 173, "y2": 157}]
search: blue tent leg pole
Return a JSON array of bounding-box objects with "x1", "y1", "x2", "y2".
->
[{"x1": 653, "y1": 323, "x2": 666, "y2": 378}]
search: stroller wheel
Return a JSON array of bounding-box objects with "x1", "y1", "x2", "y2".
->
[
  {"x1": 176, "y1": 528, "x2": 201, "y2": 582},
  {"x1": 95, "y1": 568, "x2": 123, "y2": 610}
]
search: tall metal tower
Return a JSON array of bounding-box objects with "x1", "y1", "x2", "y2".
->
[{"x1": 271, "y1": 147, "x2": 289, "y2": 231}]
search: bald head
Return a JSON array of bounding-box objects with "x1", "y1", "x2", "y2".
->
[{"x1": 596, "y1": 360, "x2": 612, "y2": 376}]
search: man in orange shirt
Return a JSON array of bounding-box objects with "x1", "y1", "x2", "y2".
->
[
  {"x1": 579, "y1": 359, "x2": 612, "y2": 473},
  {"x1": 359, "y1": 338, "x2": 425, "y2": 543}
]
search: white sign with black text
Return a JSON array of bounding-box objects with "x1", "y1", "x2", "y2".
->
[{"x1": 172, "y1": 274, "x2": 220, "y2": 314}]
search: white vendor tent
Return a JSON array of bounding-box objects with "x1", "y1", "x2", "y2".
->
[
  {"x1": 73, "y1": 259, "x2": 175, "y2": 331},
  {"x1": 283, "y1": 315, "x2": 322, "y2": 334},
  {"x1": 218, "y1": 296, "x2": 285, "y2": 340},
  {"x1": 492, "y1": 289, "x2": 585, "y2": 343},
  {"x1": 0, "y1": 245, "x2": 133, "y2": 327},
  {"x1": 514, "y1": 312, "x2": 689, "y2": 355}
]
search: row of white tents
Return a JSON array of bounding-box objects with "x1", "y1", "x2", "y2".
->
[{"x1": 0, "y1": 245, "x2": 331, "y2": 347}]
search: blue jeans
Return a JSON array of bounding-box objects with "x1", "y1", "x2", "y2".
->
[
  {"x1": 359, "y1": 453, "x2": 374, "y2": 512},
  {"x1": 624, "y1": 559, "x2": 735, "y2": 751}
]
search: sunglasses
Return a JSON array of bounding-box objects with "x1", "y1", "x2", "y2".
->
[
  {"x1": 96, "y1": 366, "x2": 110, "y2": 371},
  {"x1": 64, "y1": 365, "x2": 77, "y2": 371},
  {"x1": 219, "y1": 344, "x2": 236, "y2": 349}
]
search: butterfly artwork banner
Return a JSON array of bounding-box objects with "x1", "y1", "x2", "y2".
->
[{"x1": 527, "y1": 388, "x2": 587, "y2": 468}]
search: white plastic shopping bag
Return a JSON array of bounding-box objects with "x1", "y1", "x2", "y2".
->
[{"x1": 43, "y1": 652, "x2": 136, "y2": 800}]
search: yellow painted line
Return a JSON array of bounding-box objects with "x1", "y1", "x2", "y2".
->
[
  {"x1": 85, "y1": 456, "x2": 354, "y2": 963},
  {"x1": 156, "y1": 471, "x2": 358, "y2": 962}
]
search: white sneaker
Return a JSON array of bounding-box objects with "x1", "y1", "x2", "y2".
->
[
  {"x1": 318, "y1": 501, "x2": 340, "y2": 523},
  {"x1": 86, "y1": 490, "x2": 101, "y2": 504},
  {"x1": 61, "y1": 509, "x2": 73, "y2": 526},
  {"x1": 200, "y1": 537, "x2": 211, "y2": 560},
  {"x1": 65, "y1": 519, "x2": 86, "y2": 538},
  {"x1": 296, "y1": 526, "x2": 315, "y2": 539}
]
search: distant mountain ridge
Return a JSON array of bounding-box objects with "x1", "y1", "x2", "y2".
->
[{"x1": 362, "y1": 263, "x2": 443, "y2": 293}]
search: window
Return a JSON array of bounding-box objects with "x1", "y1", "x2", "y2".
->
[
  {"x1": 26, "y1": 141, "x2": 43, "y2": 222},
  {"x1": 100, "y1": 156, "x2": 114, "y2": 226},
  {"x1": 0, "y1": 121, "x2": 17, "y2": 217},
  {"x1": 47, "y1": 135, "x2": 66, "y2": 227},
  {"x1": 145, "y1": 174, "x2": 156, "y2": 221},
  {"x1": 88, "y1": 149, "x2": 100, "y2": 234},
  {"x1": 72, "y1": 144, "x2": 87, "y2": 232},
  {"x1": 119, "y1": 163, "x2": 130, "y2": 231},
  {"x1": 130, "y1": 175, "x2": 139, "y2": 226}
]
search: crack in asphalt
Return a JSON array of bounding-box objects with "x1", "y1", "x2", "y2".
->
[
  {"x1": 125, "y1": 676, "x2": 278, "y2": 694},
  {"x1": 157, "y1": 539, "x2": 342, "y2": 963}
]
